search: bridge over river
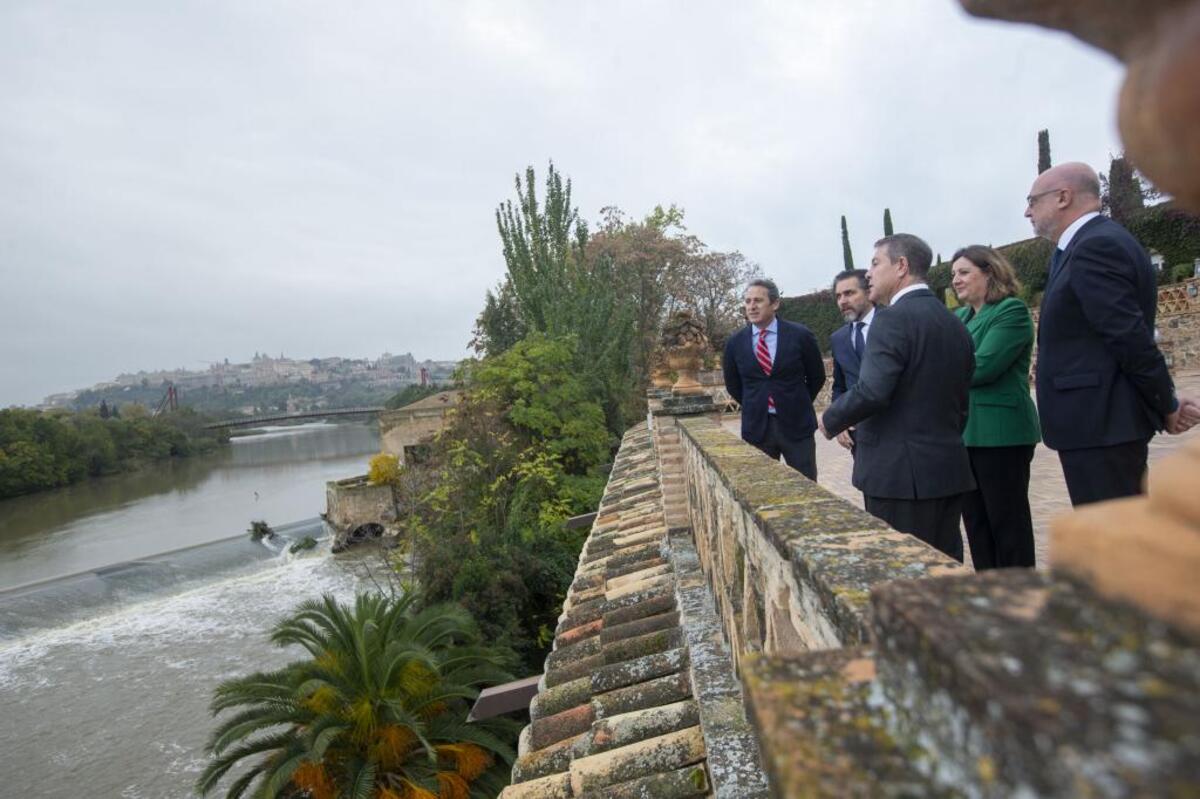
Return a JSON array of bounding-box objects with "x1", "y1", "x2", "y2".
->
[{"x1": 204, "y1": 406, "x2": 384, "y2": 429}]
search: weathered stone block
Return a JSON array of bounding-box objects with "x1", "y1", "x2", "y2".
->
[
  {"x1": 742, "y1": 649, "x2": 960, "y2": 798},
  {"x1": 871, "y1": 570, "x2": 1200, "y2": 797}
]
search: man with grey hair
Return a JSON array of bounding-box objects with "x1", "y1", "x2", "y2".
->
[
  {"x1": 820, "y1": 234, "x2": 976, "y2": 561},
  {"x1": 723, "y1": 277, "x2": 826, "y2": 479},
  {"x1": 1027, "y1": 161, "x2": 1198, "y2": 505}
]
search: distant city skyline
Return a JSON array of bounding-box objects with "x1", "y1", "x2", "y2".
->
[
  {"x1": 39, "y1": 348, "x2": 459, "y2": 407},
  {"x1": 1, "y1": 2, "x2": 1126, "y2": 407}
]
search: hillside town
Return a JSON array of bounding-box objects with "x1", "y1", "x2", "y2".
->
[{"x1": 39, "y1": 351, "x2": 459, "y2": 413}]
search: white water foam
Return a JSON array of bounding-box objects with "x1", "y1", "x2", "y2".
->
[{"x1": 0, "y1": 550, "x2": 371, "y2": 798}]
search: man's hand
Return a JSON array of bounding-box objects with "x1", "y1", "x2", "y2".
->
[
  {"x1": 817, "y1": 417, "x2": 833, "y2": 440},
  {"x1": 1166, "y1": 396, "x2": 1200, "y2": 434},
  {"x1": 835, "y1": 429, "x2": 854, "y2": 450}
]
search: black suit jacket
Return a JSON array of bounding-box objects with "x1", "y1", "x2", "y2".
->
[
  {"x1": 1035, "y1": 215, "x2": 1176, "y2": 451},
  {"x1": 830, "y1": 322, "x2": 863, "y2": 402},
  {"x1": 822, "y1": 288, "x2": 976, "y2": 499},
  {"x1": 723, "y1": 318, "x2": 826, "y2": 444}
]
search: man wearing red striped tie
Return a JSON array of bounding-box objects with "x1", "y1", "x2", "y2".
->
[{"x1": 722, "y1": 278, "x2": 827, "y2": 479}]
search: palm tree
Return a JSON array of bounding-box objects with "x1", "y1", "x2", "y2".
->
[{"x1": 197, "y1": 592, "x2": 519, "y2": 799}]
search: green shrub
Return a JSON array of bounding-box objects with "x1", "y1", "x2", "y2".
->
[{"x1": 778, "y1": 290, "x2": 843, "y2": 353}]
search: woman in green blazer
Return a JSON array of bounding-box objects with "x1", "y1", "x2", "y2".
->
[{"x1": 951, "y1": 245, "x2": 1041, "y2": 569}]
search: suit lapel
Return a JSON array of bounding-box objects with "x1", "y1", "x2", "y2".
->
[
  {"x1": 1044, "y1": 215, "x2": 1106, "y2": 295},
  {"x1": 842, "y1": 323, "x2": 861, "y2": 368},
  {"x1": 773, "y1": 319, "x2": 787, "y2": 369}
]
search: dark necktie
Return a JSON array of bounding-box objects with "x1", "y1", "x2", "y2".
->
[
  {"x1": 1049, "y1": 247, "x2": 1065, "y2": 284},
  {"x1": 853, "y1": 321, "x2": 865, "y2": 359}
]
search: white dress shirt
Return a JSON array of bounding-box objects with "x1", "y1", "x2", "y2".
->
[
  {"x1": 889, "y1": 282, "x2": 930, "y2": 306},
  {"x1": 1057, "y1": 211, "x2": 1101, "y2": 251}
]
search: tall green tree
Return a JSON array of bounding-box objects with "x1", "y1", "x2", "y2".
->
[
  {"x1": 883, "y1": 208, "x2": 894, "y2": 237},
  {"x1": 494, "y1": 163, "x2": 635, "y2": 434},
  {"x1": 1037, "y1": 129, "x2": 1052, "y2": 174},
  {"x1": 196, "y1": 592, "x2": 518, "y2": 799},
  {"x1": 471, "y1": 278, "x2": 526, "y2": 357},
  {"x1": 840, "y1": 215, "x2": 854, "y2": 269},
  {"x1": 1102, "y1": 153, "x2": 1148, "y2": 225}
]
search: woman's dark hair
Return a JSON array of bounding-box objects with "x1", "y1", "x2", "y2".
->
[{"x1": 951, "y1": 244, "x2": 1022, "y2": 303}]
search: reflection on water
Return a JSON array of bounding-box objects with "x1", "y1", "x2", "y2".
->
[{"x1": 0, "y1": 422, "x2": 381, "y2": 590}]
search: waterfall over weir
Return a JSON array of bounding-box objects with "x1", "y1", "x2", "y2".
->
[
  {"x1": 0, "y1": 517, "x2": 326, "y2": 641},
  {"x1": 0, "y1": 518, "x2": 368, "y2": 799}
]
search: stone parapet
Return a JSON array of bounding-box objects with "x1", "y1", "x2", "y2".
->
[
  {"x1": 507, "y1": 389, "x2": 1200, "y2": 796},
  {"x1": 675, "y1": 416, "x2": 963, "y2": 664}
]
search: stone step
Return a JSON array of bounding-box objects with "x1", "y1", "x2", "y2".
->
[
  {"x1": 741, "y1": 647, "x2": 962, "y2": 798},
  {"x1": 869, "y1": 569, "x2": 1200, "y2": 798}
]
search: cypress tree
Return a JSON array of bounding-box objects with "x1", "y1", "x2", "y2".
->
[
  {"x1": 1102, "y1": 154, "x2": 1145, "y2": 224},
  {"x1": 1037, "y1": 129, "x2": 1052, "y2": 174},
  {"x1": 883, "y1": 208, "x2": 894, "y2": 236},
  {"x1": 840, "y1": 215, "x2": 854, "y2": 270}
]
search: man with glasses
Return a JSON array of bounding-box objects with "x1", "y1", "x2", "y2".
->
[{"x1": 1027, "y1": 161, "x2": 1198, "y2": 506}]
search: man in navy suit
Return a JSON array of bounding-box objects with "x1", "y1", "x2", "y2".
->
[
  {"x1": 829, "y1": 269, "x2": 875, "y2": 453},
  {"x1": 819, "y1": 234, "x2": 976, "y2": 561},
  {"x1": 723, "y1": 278, "x2": 826, "y2": 479},
  {"x1": 1028, "y1": 162, "x2": 1198, "y2": 505}
]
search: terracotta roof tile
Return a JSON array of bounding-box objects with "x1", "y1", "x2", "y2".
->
[{"x1": 505, "y1": 422, "x2": 767, "y2": 796}]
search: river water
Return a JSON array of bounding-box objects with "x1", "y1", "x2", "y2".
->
[{"x1": 0, "y1": 422, "x2": 388, "y2": 798}]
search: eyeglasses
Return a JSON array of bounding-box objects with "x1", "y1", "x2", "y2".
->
[{"x1": 1026, "y1": 187, "x2": 1067, "y2": 207}]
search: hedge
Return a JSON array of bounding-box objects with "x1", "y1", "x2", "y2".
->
[{"x1": 781, "y1": 203, "x2": 1200, "y2": 331}]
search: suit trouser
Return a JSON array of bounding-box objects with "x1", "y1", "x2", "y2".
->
[
  {"x1": 752, "y1": 415, "x2": 817, "y2": 481},
  {"x1": 962, "y1": 445, "x2": 1036, "y2": 570},
  {"x1": 1057, "y1": 438, "x2": 1149, "y2": 507},
  {"x1": 865, "y1": 494, "x2": 964, "y2": 563}
]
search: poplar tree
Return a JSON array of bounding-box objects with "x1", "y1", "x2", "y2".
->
[
  {"x1": 840, "y1": 215, "x2": 854, "y2": 270},
  {"x1": 883, "y1": 208, "x2": 894, "y2": 236},
  {"x1": 1038, "y1": 129, "x2": 1052, "y2": 174}
]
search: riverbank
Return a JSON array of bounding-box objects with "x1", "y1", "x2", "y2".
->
[
  {"x1": 0, "y1": 420, "x2": 381, "y2": 591},
  {"x1": 0, "y1": 406, "x2": 230, "y2": 500}
]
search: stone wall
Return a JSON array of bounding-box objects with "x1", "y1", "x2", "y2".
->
[
  {"x1": 676, "y1": 417, "x2": 963, "y2": 661},
  {"x1": 378, "y1": 390, "x2": 459, "y2": 465},
  {"x1": 1159, "y1": 278, "x2": 1200, "y2": 371},
  {"x1": 324, "y1": 475, "x2": 395, "y2": 537},
  {"x1": 660, "y1": 410, "x2": 1200, "y2": 796}
]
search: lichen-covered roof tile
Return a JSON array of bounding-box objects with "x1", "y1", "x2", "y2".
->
[
  {"x1": 575, "y1": 763, "x2": 709, "y2": 799},
  {"x1": 592, "y1": 671, "x2": 692, "y2": 719},
  {"x1": 497, "y1": 770, "x2": 573, "y2": 799},
  {"x1": 568, "y1": 725, "x2": 706, "y2": 795},
  {"x1": 588, "y1": 699, "x2": 700, "y2": 754}
]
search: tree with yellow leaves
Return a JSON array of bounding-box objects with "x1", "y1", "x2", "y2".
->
[
  {"x1": 196, "y1": 592, "x2": 519, "y2": 798},
  {"x1": 367, "y1": 453, "x2": 402, "y2": 487}
]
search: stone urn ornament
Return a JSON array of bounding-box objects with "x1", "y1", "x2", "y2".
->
[
  {"x1": 660, "y1": 310, "x2": 710, "y2": 395},
  {"x1": 649, "y1": 355, "x2": 674, "y2": 389}
]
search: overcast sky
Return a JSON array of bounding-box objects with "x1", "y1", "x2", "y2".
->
[{"x1": 1, "y1": 1, "x2": 1124, "y2": 407}]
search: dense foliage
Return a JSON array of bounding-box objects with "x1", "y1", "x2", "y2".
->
[
  {"x1": 0, "y1": 407, "x2": 228, "y2": 499},
  {"x1": 197, "y1": 592, "x2": 518, "y2": 799},
  {"x1": 793, "y1": 200, "x2": 1198, "y2": 328},
  {"x1": 1126, "y1": 203, "x2": 1200, "y2": 276},
  {"x1": 384, "y1": 384, "x2": 441, "y2": 410},
  {"x1": 402, "y1": 334, "x2": 610, "y2": 672},
  {"x1": 777, "y1": 290, "x2": 845, "y2": 355},
  {"x1": 477, "y1": 168, "x2": 758, "y2": 431}
]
